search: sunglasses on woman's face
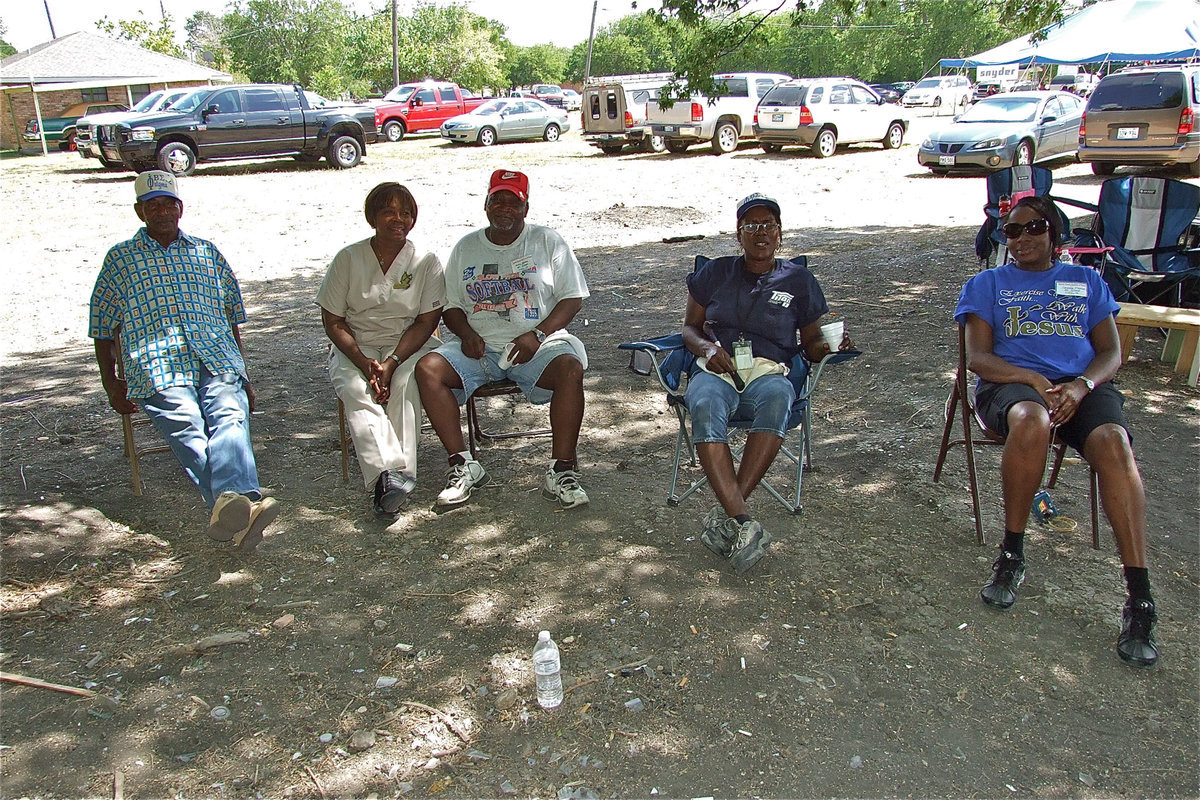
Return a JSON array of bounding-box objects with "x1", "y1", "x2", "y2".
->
[{"x1": 1002, "y1": 218, "x2": 1050, "y2": 239}]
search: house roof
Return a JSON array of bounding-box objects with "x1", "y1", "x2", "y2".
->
[{"x1": 1, "y1": 31, "x2": 230, "y2": 86}]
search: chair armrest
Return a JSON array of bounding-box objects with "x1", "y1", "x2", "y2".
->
[
  {"x1": 793, "y1": 349, "x2": 862, "y2": 401},
  {"x1": 619, "y1": 334, "x2": 691, "y2": 399}
]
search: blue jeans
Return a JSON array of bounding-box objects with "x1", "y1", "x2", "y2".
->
[
  {"x1": 140, "y1": 368, "x2": 261, "y2": 508},
  {"x1": 686, "y1": 370, "x2": 795, "y2": 443}
]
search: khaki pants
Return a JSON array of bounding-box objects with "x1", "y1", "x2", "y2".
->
[{"x1": 329, "y1": 341, "x2": 437, "y2": 489}]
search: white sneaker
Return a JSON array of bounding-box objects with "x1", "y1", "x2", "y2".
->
[
  {"x1": 437, "y1": 459, "x2": 488, "y2": 507},
  {"x1": 542, "y1": 467, "x2": 589, "y2": 509}
]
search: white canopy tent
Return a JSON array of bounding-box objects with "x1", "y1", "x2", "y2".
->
[{"x1": 940, "y1": 0, "x2": 1200, "y2": 68}]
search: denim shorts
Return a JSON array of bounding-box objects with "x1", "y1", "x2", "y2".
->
[
  {"x1": 685, "y1": 370, "x2": 795, "y2": 443},
  {"x1": 432, "y1": 338, "x2": 582, "y2": 406}
]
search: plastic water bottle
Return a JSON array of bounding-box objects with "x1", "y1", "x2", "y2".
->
[{"x1": 533, "y1": 630, "x2": 563, "y2": 709}]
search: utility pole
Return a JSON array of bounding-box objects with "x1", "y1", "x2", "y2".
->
[
  {"x1": 584, "y1": 0, "x2": 598, "y2": 81},
  {"x1": 392, "y1": 0, "x2": 399, "y2": 89},
  {"x1": 43, "y1": 0, "x2": 57, "y2": 39}
]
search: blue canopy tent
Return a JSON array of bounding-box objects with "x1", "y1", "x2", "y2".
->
[{"x1": 940, "y1": 0, "x2": 1200, "y2": 68}]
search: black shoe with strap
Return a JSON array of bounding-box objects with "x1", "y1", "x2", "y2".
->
[
  {"x1": 1117, "y1": 598, "x2": 1159, "y2": 667},
  {"x1": 981, "y1": 550, "x2": 1026, "y2": 609}
]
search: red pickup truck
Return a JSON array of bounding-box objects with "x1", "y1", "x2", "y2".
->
[{"x1": 374, "y1": 82, "x2": 488, "y2": 141}]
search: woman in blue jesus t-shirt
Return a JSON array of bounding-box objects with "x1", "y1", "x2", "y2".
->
[{"x1": 954, "y1": 194, "x2": 1158, "y2": 668}]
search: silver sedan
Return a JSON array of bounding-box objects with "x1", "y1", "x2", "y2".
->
[
  {"x1": 918, "y1": 90, "x2": 1085, "y2": 173},
  {"x1": 440, "y1": 98, "x2": 570, "y2": 146}
]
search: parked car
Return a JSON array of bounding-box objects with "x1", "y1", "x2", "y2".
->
[
  {"x1": 581, "y1": 75, "x2": 671, "y2": 154},
  {"x1": 24, "y1": 100, "x2": 126, "y2": 151},
  {"x1": 76, "y1": 89, "x2": 190, "y2": 167},
  {"x1": 531, "y1": 84, "x2": 566, "y2": 108},
  {"x1": 561, "y1": 88, "x2": 582, "y2": 111},
  {"x1": 106, "y1": 83, "x2": 377, "y2": 175},
  {"x1": 1078, "y1": 64, "x2": 1200, "y2": 177},
  {"x1": 901, "y1": 75, "x2": 972, "y2": 114},
  {"x1": 974, "y1": 83, "x2": 1002, "y2": 101},
  {"x1": 869, "y1": 83, "x2": 903, "y2": 103},
  {"x1": 754, "y1": 77, "x2": 910, "y2": 157},
  {"x1": 1048, "y1": 73, "x2": 1100, "y2": 97},
  {"x1": 373, "y1": 81, "x2": 488, "y2": 141},
  {"x1": 917, "y1": 90, "x2": 1085, "y2": 173},
  {"x1": 439, "y1": 98, "x2": 570, "y2": 146},
  {"x1": 646, "y1": 71, "x2": 791, "y2": 154}
]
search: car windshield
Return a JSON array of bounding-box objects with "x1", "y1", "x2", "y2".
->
[
  {"x1": 131, "y1": 92, "x2": 164, "y2": 113},
  {"x1": 913, "y1": 78, "x2": 941, "y2": 89},
  {"x1": 169, "y1": 90, "x2": 212, "y2": 113},
  {"x1": 383, "y1": 86, "x2": 417, "y2": 103},
  {"x1": 474, "y1": 99, "x2": 511, "y2": 116},
  {"x1": 760, "y1": 85, "x2": 809, "y2": 107},
  {"x1": 958, "y1": 97, "x2": 1040, "y2": 122}
]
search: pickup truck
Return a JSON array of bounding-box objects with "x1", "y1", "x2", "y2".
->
[
  {"x1": 374, "y1": 82, "x2": 487, "y2": 142},
  {"x1": 107, "y1": 83, "x2": 377, "y2": 176},
  {"x1": 24, "y1": 100, "x2": 127, "y2": 151},
  {"x1": 647, "y1": 72, "x2": 790, "y2": 154},
  {"x1": 77, "y1": 89, "x2": 191, "y2": 167}
]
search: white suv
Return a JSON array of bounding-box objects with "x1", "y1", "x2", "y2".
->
[
  {"x1": 754, "y1": 78, "x2": 911, "y2": 157},
  {"x1": 902, "y1": 75, "x2": 973, "y2": 114}
]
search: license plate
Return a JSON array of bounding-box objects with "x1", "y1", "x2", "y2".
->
[
  {"x1": 939, "y1": 155, "x2": 955, "y2": 166},
  {"x1": 1116, "y1": 127, "x2": 1140, "y2": 140},
  {"x1": 663, "y1": 125, "x2": 675, "y2": 132},
  {"x1": 772, "y1": 113, "x2": 784, "y2": 122}
]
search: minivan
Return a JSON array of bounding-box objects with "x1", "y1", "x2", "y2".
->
[{"x1": 1079, "y1": 65, "x2": 1200, "y2": 177}]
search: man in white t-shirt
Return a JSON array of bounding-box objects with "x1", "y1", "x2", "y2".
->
[{"x1": 415, "y1": 169, "x2": 591, "y2": 509}]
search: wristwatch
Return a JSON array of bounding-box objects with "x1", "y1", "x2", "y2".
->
[
  {"x1": 386, "y1": 353, "x2": 402, "y2": 365},
  {"x1": 1077, "y1": 376, "x2": 1095, "y2": 392},
  {"x1": 533, "y1": 328, "x2": 547, "y2": 343}
]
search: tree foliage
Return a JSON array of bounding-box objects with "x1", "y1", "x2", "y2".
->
[
  {"x1": 95, "y1": 11, "x2": 184, "y2": 58},
  {"x1": 185, "y1": 11, "x2": 230, "y2": 70},
  {"x1": 0, "y1": 17, "x2": 16, "y2": 57},
  {"x1": 506, "y1": 44, "x2": 569, "y2": 88},
  {"x1": 222, "y1": 0, "x2": 351, "y2": 87},
  {"x1": 563, "y1": 12, "x2": 683, "y2": 82}
]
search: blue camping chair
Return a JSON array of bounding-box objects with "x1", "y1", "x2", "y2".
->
[
  {"x1": 1073, "y1": 176, "x2": 1200, "y2": 306},
  {"x1": 618, "y1": 332, "x2": 859, "y2": 514},
  {"x1": 974, "y1": 165, "x2": 1096, "y2": 267}
]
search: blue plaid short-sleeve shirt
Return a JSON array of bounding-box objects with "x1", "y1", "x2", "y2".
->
[{"x1": 89, "y1": 228, "x2": 248, "y2": 400}]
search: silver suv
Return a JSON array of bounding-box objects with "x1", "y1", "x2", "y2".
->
[
  {"x1": 754, "y1": 77, "x2": 910, "y2": 157},
  {"x1": 1079, "y1": 65, "x2": 1200, "y2": 177}
]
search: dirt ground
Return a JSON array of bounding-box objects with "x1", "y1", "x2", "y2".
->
[{"x1": 2, "y1": 118, "x2": 1198, "y2": 800}]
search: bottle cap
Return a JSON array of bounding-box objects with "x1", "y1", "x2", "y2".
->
[{"x1": 538, "y1": 630, "x2": 550, "y2": 641}]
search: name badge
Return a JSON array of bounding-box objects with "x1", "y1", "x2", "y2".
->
[
  {"x1": 733, "y1": 339, "x2": 754, "y2": 371},
  {"x1": 511, "y1": 255, "x2": 536, "y2": 273},
  {"x1": 1055, "y1": 280, "x2": 1088, "y2": 297}
]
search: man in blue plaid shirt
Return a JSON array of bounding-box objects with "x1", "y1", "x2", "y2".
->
[{"x1": 89, "y1": 171, "x2": 281, "y2": 552}]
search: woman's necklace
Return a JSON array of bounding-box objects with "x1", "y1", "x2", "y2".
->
[{"x1": 371, "y1": 237, "x2": 399, "y2": 269}]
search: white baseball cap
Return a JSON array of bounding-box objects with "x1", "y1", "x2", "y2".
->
[{"x1": 134, "y1": 170, "x2": 181, "y2": 203}]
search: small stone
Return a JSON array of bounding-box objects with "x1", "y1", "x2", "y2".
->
[
  {"x1": 318, "y1": 733, "x2": 333, "y2": 743},
  {"x1": 850, "y1": 755, "x2": 863, "y2": 769},
  {"x1": 496, "y1": 687, "x2": 519, "y2": 710},
  {"x1": 349, "y1": 730, "x2": 376, "y2": 751},
  {"x1": 373, "y1": 619, "x2": 387, "y2": 629},
  {"x1": 273, "y1": 614, "x2": 294, "y2": 628},
  {"x1": 624, "y1": 698, "x2": 644, "y2": 711},
  {"x1": 1078, "y1": 772, "x2": 1094, "y2": 787},
  {"x1": 499, "y1": 781, "x2": 517, "y2": 795},
  {"x1": 375, "y1": 676, "x2": 398, "y2": 688}
]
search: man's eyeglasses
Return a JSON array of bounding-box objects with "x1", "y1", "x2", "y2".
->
[
  {"x1": 738, "y1": 222, "x2": 781, "y2": 234},
  {"x1": 1001, "y1": 218, "x2": 1050, "y2": 239}
]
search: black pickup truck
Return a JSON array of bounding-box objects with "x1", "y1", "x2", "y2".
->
[{"x1": 105, "y1": 84, "x2": 378, "y2": 176}]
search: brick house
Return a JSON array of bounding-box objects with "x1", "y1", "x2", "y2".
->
[{"x1": 1, "y1": 31, "x2": 231, "y2": 153}]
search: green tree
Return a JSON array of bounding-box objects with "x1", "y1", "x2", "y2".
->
[
  {"x1": 0, "y1": 17, "x2": 16, "y2": 57},
  {"x1": 95, "y1": 10, "x2": 184, "y2": 57},
  {"x1": 222, "y1": 0, "x2": 351, "y2": 86},
  {"x1": 343, "y1": 3, "x2": 507, "y2": 95},
  {"x1": 185, "y1": 11, "x2": 229, "y2": 69},
  {"x1": 506, "y1": 44, "x2": 568, "y2": 88},
  {"x1": 563, "y1": 12, "x2": 683, "y2": 81}
]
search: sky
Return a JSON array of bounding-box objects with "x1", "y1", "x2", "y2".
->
[{"x1": 1, "y1": 0, "x2": 643, "y2": 53}]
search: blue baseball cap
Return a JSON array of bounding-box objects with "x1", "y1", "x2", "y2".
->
[{"x1": 736, "y1": 192, "x2": 780, "y2": 221}]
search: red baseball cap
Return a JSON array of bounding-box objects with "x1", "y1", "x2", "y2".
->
[{"x1": 488, "y1": 169, "x2": 529, "y2": 202}]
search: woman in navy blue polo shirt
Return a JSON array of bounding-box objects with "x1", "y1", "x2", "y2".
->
[{"x1": 681, "y1": 193, "x2": 851, "y2": 574}]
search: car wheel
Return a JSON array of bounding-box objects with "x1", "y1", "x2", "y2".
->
[
  {"x1": 883, "y1": 122, "x2": 904, "y2": 150},
  {"x1": 326, "y1": 135, "x2": 362, "y2": 169},
  {"x1": 157, "y1": 142, "x2": 197, "y2": 176},
  {"x1": 711, "y1": 121, "x2": 738, "y2": 154},
  {"x1": 643, "y1": 134, "x2": 666, "y2": 153},
  {"x1": 1013, "y1": 140, "x2": 1034, "y2": 167},
  {"x1": 382, "y1": 120, "x2": 405, "y2": 142},
  {"x1": 600, "y1": 143, "x2": 624, "y2": 155},
  {"x1": 762, "y1": 142, "x2": 783, "y2": 154},
  {"x1": 664, "y1": 139, "x2": 690, "y2": 154},
  {"x1": 1091, "y1": 161, "x2": 1116, "y2": 176},
  {"x1": 477, "y1": 127, "x2": 497, "y2": 146},
  {"x1": 811, "y1": 128, "x2": 837, "y2": 158},
  {"x1": 58, "y1": 130, "x2": 77, "y2": 152},
  {"x1": 543, "y1": 123, "x2": 560, "y2": 142},
  {"x1": 932, "y1": 96, "x2": 942, "y2": 114}
]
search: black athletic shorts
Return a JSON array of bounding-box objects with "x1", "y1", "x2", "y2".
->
[{"x1": 974, "y1": 378, "x2": 1129, "y2": 453}]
